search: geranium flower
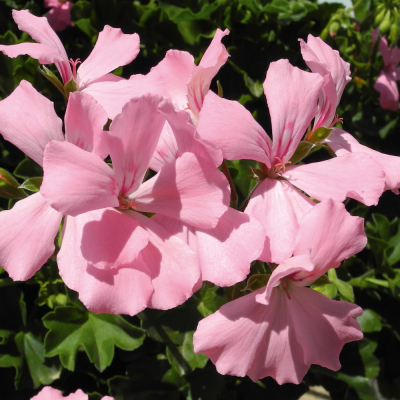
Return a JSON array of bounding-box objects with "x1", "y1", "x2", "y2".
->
[
  {"x1": 0, "y1": 10, "x2": 140, "y2": 118},
  {"x1": 44, "y1": 0, "x2": 73, "y2": 31},
  {"x1": 193, "y1": 199, "x2": 365, "y2": 384},
  {"x1": 197, "y1": 59, "x2": 385, "y2": 263},
  {"x1": 40, "y1": 95, "x2": 231, "y2": 313}
]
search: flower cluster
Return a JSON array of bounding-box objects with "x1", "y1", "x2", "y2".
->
[{"x1": 0, "y1": 9, "x2": 399, "y2": 396}]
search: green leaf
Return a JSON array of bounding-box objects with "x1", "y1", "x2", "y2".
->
[
  {"x1": 13, "y1": 157, "x2": 43, "y2": 180},
  {"x1": 19, "y1": 177, "x2": 42, "y2": 192},
  {"x1": 166, "y1": 331, "x2": 208, "y2": 376},
  {"x1": 195, "y1": 285, "x2": 225, "y2": 318},
  {"x1": 352, "y1": 0, "x2": 371, "y2": 22},
  {"x1": 0, "y1": 168, "x2": 27, "y2": 199},
  {"x1": 335, "y1": 279, "x2": 354, "y2": 302},
  {"x1": 336, "y1": 373, "x2": 375, "y2": 400},
  {"x1": 358, "y1": 339, "x2": 379, "y2": 379},
  {"x1": 244, "y1": 274, "x2": 270, "y2": 292},
  {"x1": 43, "y1": 306, "x2": 145, "y2": 371},
  {"x1": 356, "y1": 309, "x2": 382, "y2": 333}
]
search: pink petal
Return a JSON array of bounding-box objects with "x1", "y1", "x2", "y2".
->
[
  {"x1": 10, "y1": 10, "x2": 72, "y2": 83},
  {"x1": 129, "y1": 212, "x2": 200, "y2": 310},
  {"x1": 374, "y1": 70, "x2": 399, "y2": 111},
  {"x1": 0, "y1": 80, "x2": 64, "y2": 166},
  {"x1": 147, "y1": 49, "x2": 195, "y2": 109},
  {"x1": 199, "y1": 28, "x2": 230, "y2": 68},
  {"x1": 245, "y1": 178, "x2": 315, "y2": 263},
  {"x1": 0, "y1": 193, "x2": 62, "y2": 281},
  {"x1": 58, "y1": 214, "x2": 152, "y2": 316},
  {"x1": 41, "y1": 141, "x2": 119, "y2": 216},
  {"x1": 81, "y1": 72, "x2": 164, "y2": 120},
  {"x1": 132, "y1": 152, "x2": 230, "y2": 229},
  {"x1": 65, "y1": 92, "x2": 109, "y2": 158},
  {"x1": 151, "y1": 100, "x2": 222, "y2": 171},
  {"x1": 108, "y1": 94, "x2": 165, "y2": 195},
  {"x1": 31, "y1": 387, "x2": 87, "y2": 400},
  {"x1": 299, "y1": 39, "x2": 338, "y2": 128},
  {"x1": 195, "y1": 208, "x2": 266, "y2": 286},
  {"x1": 0, "y1": 42, "x2": 66, "y2": 63},
  {"x1": 78, "y1": 208, "x2": 149, "y2": 270},
  {"x1": 193, "y1": 287, "x2": 309, "y2": 385},
  {"x1": 283, "y1": 152, "x2": 386, "y2": 206},
  {"x1": 327, "y1": 128, "x2": 400, "y2": 194},
  {"x1": 265, "y1": 60, "x2": 324, "y2": 162},
  {"x1": 45, "y1": 1, "x2": 73, "y2": 32},
  {"x1": 195, "y1": 282, "x2": 362, "y2": 385},
  {"x1": 187, "y1": 29, "x2": 230, "y2": 118},
  {"x1": 77, "y1": 26, "x2": 140, "y2": 87},
  {"x1": 302, "y1": 35, "x2": 351, "y2": 103},
  {"x1": 197, "y1": 91, "x2": 272, "y2": 166},
  {"x1": 291, "y1": 199, "x2": 366, "y2": 285}
]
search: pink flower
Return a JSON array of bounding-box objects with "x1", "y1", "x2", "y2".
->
[
  {"x1": 44, "y1": 0, "x2": 73, "y2": 31},
  {"x1": 147, "y1": 101, "x2": 266, "y2": 287},
  {"x1": 193, "y1": 199, "x2": 365, "y2": 385},
  {"x1": 0, "y1": 10, "x2": 139, "y2": 118},
  {"x1": 300, "y1": 34, "x2": 400, "y2": 193},
  {"x1": 0, "y1": 80, "x2": 108, "y2": 281},
  {"x1": 197, "y1": 59, "x2": 385, "y2": 263},
  {"x1": 373, "y1": 32, "x2": 400, "y2": 111},
  {"x1": 31, "y1": 386, "x2": 113, "y2": 400},
  {"x1": 40, "y1": 95, "x2": 231, "y2": 314}
]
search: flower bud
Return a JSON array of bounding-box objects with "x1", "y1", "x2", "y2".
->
[{"x1": 379, "y1": 10, "x2": 392, "y2": 34}]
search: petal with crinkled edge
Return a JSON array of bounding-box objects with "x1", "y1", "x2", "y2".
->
[
  {"x1": 77, "y1": 26, "x2": 140, "y2": 87},
  {"x1": 31, "y1": 387, "x2": 91, "y2": 400},
  {"x1": 132, "y1": 152, "x2": 230, "y2": 229},
  {"x1": 195, "y1": 282, "x2": 362, "y2": 385},
  {"x1": 245, "y1": 178, "x2": 315, "y2": 264},
  {"x1": 65, "y1": 92, "x2": 109, "y2": 159},
  {"x1": 193, "y1": 287, "x2": 309, "y2": 385},
  {"x1": 197, "y1": 91, "x2": 272, "y2": 166},
  {"x1": 42, "y1": 141, "x2": 119, "y2": 216},
  {"x1": 327, "y1": 129, "x2": 400, "y2": 194},
  {"x1": 0, "y1": 80, "x2": 64, "y2": 166},
  {"x1": 108, "y1": 95, "x2": 165, "y2": 195},
  {"x1": 58, "y1": 213, "x2": 152, "y2": 316},
  {"x1": 129, "y1": 212, "x2": 200, "y2": 310},
  {"x1": 265, "y1": 60, "x2": 324, "y2": 162},
  {"x1": 283, "y1": 152, "x2": 386, "y2": 206},
  {"x1": 0, "y1": 193, "x2": 62, "y2": 281}
]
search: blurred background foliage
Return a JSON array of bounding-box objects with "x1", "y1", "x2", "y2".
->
[{"x1": 0, "y1": 0, "x2": 400, "y2": 399}]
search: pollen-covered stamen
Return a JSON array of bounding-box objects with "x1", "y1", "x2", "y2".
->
[
  {"x1": 274, "y1": 157, "x2": 291, "y2": 173},
  {"x1": 69, "y1": 58, "x2": 81, "y2": 80},
  {"x1": 329, "y1": 114, "x2": 343, "y2": 128}
]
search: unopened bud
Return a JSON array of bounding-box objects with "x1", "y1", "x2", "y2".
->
[
  {"x1": 306, "y1": 127, "x2": 333, "y2": 145},
  {"x1": 379, "y1": 10, "x2": 392, "y2": 34},
  {"x1": 39, "y1": 66, "x2": 67, "y2": 101},
  {"x1": 329, "y1": 21, "x2": 340, "y2": 37},
  {"x1": 374, "y1": 7, "x2": 386, "y2": 26},
  {"x1": 64, "y1": 77, "x2": 79, "y2": 99}
]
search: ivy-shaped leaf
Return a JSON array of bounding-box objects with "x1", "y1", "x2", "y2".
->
[{"x1": 43, "y1": 306, "x2": 145, "y2": 371}]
